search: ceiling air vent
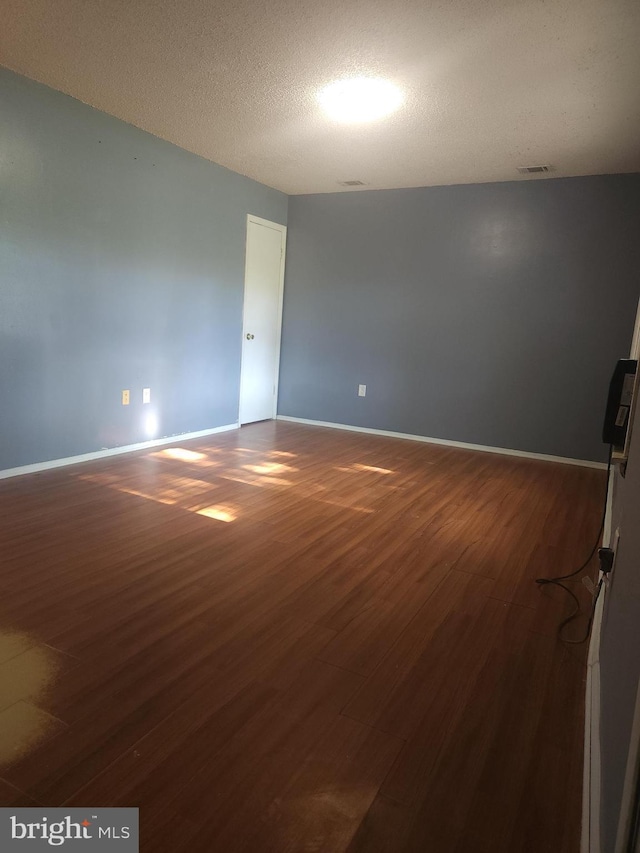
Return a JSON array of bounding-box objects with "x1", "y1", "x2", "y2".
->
[
  {"x1": 339, "y1": 180, "x2": 366, "y2": 186},
  {"x1": 516, "y1": 165, "x2": 551, "y2": 175}
]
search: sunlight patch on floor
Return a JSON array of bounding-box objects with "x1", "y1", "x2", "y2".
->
[
  {"x1": 244, "y1": 462, "x2": 298, "y2": 475},
  {"x1": 220, "y1": 472, "x2": 293, "y2": 488},
  {"x1": 0, "y1": 633, "x2": 69, "y2": 767},
  {"x1": 336, "y1": 463, "x2": 395, "y2": 475},
  {"x1": 77, "y1": 471, "x2": 220, "y2": 510},
  {"x1": 155, "y1": 447, "x2": 207, "y2": 462},
  {"x1": 196, "y1": 505, "x2": 237, "y2": 522},
  {"x1": 352, "y1": 463, "x2": 395, "y2": 475}
]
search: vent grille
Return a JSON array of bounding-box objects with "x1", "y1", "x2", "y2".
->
[
  {"x1": 339, "y1": 180, "x2": 366, "y2": 186},
  {"x1": 516, "y1": 165, "x2": 551, "y2": 174}
]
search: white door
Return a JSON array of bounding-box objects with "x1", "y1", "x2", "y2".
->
[{"x1": 239, "y1": 215, "x2": 287, "y2": 424}]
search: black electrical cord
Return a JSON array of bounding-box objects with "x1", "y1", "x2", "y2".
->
[
  {"x1": 554, "y1": 577, "x2": 604, "y2": 644},
  {"x1": 535, "y1": 444, "x2": 613, "y2": 643}
]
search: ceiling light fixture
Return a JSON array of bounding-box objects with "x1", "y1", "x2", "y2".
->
[{"x1": 317, "y1": 77, "x2": 403, "y2": 124}]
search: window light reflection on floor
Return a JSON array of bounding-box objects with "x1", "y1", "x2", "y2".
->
[
  {"x1": 244, "y1": 462, "x2": 298, "y2": 475},
  {"x1": 220, "y1": 472, "x2": 293, "y2": 488},
  {"x1": 352, "y1": 463, "x2": 394, "y2": 474},
  {"x1": 0, "y1": 632, "x2": 64, "y2": 766},
  {"x1": 196, "y1": 505, "x2": 237, "y2": 522},
  {"x1": 335, "y1": 463, "x2": 395, "y2": 475},
  {"x1": 157, "y1": 448, "x2": 207, "y2": 462}
]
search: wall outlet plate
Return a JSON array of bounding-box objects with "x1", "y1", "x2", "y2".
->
[
  {"x1": 143, "y1": 388, "x2": 151, "y2": 404},
  {"x1": 122, "y1": 389, "x2": 130, "y2": 406},
  {"x1": 358, "y1": 384, "x2": 367, "y2": 397}
]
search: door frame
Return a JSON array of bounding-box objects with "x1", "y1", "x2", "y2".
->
[
  {"x1": 238, "y1": 214, "x2": 287, "y2": 425},
  {"x1": 612, "y1": 297, "x2": 640, "y2": 853}
]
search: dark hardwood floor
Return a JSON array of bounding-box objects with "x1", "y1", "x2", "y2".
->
[{"x1": 0, "y1": 421, "x2": 605, "y2": 851}]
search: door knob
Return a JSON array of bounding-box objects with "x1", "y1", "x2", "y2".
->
[{"x1": 246, "y1": 333, "x2": 255, "y2": 340}]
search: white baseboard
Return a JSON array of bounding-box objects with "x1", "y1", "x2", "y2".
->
[
  {"x1": 276, "y1": 415, "x2": 607, "y2": 470},
  {"x1": 583, "y1": 590, "x2": 606, "y2": 853},
  {"x1": 0, "y1": 423, "x2": 239, "y2": 480}
]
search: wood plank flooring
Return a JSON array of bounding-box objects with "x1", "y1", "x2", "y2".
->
[{"x1": 0, "y1": 421, "x2": 605, "y2": 851}]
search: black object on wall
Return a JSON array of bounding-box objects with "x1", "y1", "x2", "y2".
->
[{"x1": 602, "y1": 359, "x2": 637, "y2": 450}]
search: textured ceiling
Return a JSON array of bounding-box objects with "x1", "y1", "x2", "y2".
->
[{"x1": 1, "y1": 0, "x2": 639, "y2": 194}]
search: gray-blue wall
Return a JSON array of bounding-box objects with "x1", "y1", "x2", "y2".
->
[
  {"x1": 0, "y1": 67, "x2": 287, "y2": 470},
  {"x1": 278, "y1": 177, "x2": 640, "y2": 462}
]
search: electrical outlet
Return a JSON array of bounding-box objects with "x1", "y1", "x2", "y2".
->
[
  {"x1": 143, "y1": 388, "x2": 151, "y2": 404},
  {"x1": 122, "y1": 389, "x2": 130, "y2": 406},
  {"x1": 358, "y1": 384, "x2": 367, "y2": 397}
]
